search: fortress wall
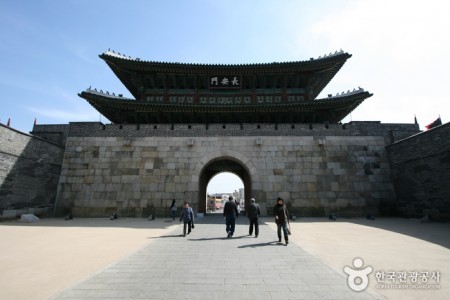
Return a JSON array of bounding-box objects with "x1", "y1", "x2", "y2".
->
[
  {"x1": 66, "y1": 121, "x2": 418, "y2": 139},
  {"x1": 387, "y1": 122, "x2": 450, "y2": 219},
  {"x1": 30, "y1": 124, "x2": 70, "y2": 145},
  {"x1": 54, "y1": 121, "x2": 415, "y2": 217},
  {"x1": 1, "y1": 121, "x2": 421, "y2": 218},
  {"x1": 0, "y1": 124, "x2": 65, "y2": 216}
]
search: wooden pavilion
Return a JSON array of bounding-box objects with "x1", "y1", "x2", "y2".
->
[{"x1": 79, "y1": 50, "x2": 372, "y2": 124}]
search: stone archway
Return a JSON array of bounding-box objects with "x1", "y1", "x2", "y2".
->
[{"x1": 197, "y1": 157, "x2": 252, "y2": 214}]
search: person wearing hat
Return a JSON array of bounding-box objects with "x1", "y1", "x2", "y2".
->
[
  {"x1": 223, "y1": 195, "x2": 239, "y2": 238},
  {"x1": 246, "y1": 197, "x2": 261, "y2": 237},
  {"x1": 273, "y1": 196, "x2": 289, "y2": 245}
]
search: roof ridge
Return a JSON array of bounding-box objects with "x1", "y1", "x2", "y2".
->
[
  {"x1": 102, "y1": 49, "x2": 349, "y2": 66},
  {"x1": 83, "y1": 87, "x2": 132, "y2": 100}
]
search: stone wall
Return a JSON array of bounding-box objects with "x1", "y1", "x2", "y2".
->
[
  {"x1": 1, "y1": 121, "x2": 421, "y2": 219},
  {"x1": 65, "y1": 121, "x2": 417, "y2": 141},
  {"x1": 0, "y1": 124, "x2": 65, "y2": 217},
  {"x1": 55, "y1": 121, "x2": 419, "y2": 217},
  {"x1": 30, "y1": 124, "x2": 70, "y2": 146},
  {"x1": 386, "y1": 122, "x2": 450, "y2": 220}
]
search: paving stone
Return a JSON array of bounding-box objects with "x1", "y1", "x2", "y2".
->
[{"x1": 51, "y1": 217, "x2": 380, "y2": 300}]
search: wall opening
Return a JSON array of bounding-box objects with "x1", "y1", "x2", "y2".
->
[
  {"x1": 206, "y1": 172, "x2": 244, "y2": 214},
  {"x1": 198, "y1": 157, "x2": 251, "y2": 214}
]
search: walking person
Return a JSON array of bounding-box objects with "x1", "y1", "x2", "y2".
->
[
  {"x1": 223, "y1": 196, "x2": 239, "y2": 238},
  {"x1": 246, "y1": 198, "x2": 261, "y2": 237},
  {"x1": 273, "y1": 197, "x2": 290, "y2": 245},
  {"x1": 179, "y1": 201, "x2": 194, "y2": 237},
  {"x1": 170, "y1": 199, "x2": 177, "y2": 221}
]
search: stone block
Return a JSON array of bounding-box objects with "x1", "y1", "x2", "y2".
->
[
  {"x1": 2, "y1": 210, "x2": 17, "y2": 218},
  {"x1": 20, "y1": 214, "x2": 40, "y2": 223}
]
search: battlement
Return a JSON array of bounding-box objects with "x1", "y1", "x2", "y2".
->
[
  {"x1": 59, "y1": 121, "x2": 419, "y2": 144},
  {"x1": 30, "y1": 124, "x2": 70, "y2": 146}
]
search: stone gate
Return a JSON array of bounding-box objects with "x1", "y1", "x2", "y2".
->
[
  {"x1": 48, "y1": 121, "x2": 419, "y2": 217},
  {"x1": 5, "y1": 49, "x2": 441, "y2": 219}
]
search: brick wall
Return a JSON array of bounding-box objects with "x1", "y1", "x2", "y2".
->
[
  {"x1": 30, "y1": 124, "x2": 70, "y2": 145},
  {"x1": 0, "y1": 124, "x2": 65, "y2": 216},
  {"x1": 386, "y1": 122, "x2": 450, "y2": 220},
  {"x1": 65, "y1": 121, "x2": 418, "y2": 140}
]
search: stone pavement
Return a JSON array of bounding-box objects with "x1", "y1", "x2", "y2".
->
[{"x1": 51, "y1": 216, "x2": 381, "y2": 300}]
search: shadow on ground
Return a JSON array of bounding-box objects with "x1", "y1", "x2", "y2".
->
[
  {"x1": 3, "y1": 214, "x2": 449, "y2": 250},
  {"x1": 295, "y1": 217, "x2": 450, "y2": 250},
  {"x1": 0, "y1": 217, "x2": 177, "y2": 230}
]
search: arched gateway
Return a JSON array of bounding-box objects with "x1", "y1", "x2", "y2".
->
[
  {"x1": 49, "y1": 49, "x2": 420, "y2": 218},
  {"x1": 194, "y1": 150, "x2": 259, "y2": 214}
]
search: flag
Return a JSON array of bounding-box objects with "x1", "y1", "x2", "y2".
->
[{"x1": 425, "y1": 117, "x2": 442, "y2": 130}]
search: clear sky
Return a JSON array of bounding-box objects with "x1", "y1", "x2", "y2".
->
[
  {"x1": 208, "y1": 172, "x2": 244, "y2": 195},
  {"x1": 1, "y1": 0, "x2": 449, "y2": 193}
]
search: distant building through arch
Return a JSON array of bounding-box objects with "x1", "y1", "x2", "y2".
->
[{"x1": 197, "y1": 157, "x2": 252, "y2": 214}]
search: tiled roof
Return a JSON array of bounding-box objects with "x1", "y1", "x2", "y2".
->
[
  {"x1": 80, "y1": 50, "x2": 370, "y2": 124},
  {"x1": 100, "y1": 49, "x2": 350, "y2": 73},
  {"x1": 99, "y1": 50, "x2": 351, "y2": 100},
  {"x1": 79, "y1": 89, "x2": 371, "y2": 124}
]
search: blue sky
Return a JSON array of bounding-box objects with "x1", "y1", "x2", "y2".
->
[{"x1": 1, "y1": 0, "x2": 449, "y2": 193}]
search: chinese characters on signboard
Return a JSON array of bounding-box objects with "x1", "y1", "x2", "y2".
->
[{"x1": 209, "y1": 75, "x2": 241, "y2": 89}]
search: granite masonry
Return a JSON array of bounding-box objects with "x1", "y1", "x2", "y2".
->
[
  {"x1": 4, "y1": 120, "x2": 449, "y2": 220},
  {"x1": 387, "y1": 122, "x2": 450, "y2": 220},
  {"x1": 0, "y1": 124, "x2": 66, "y2": 218},
  {"x1": 39, "y1": 121, "x2": 420, "y2": 218}
]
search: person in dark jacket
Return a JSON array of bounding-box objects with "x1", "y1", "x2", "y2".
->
[
  {"x1": 246, "y1": 198, "x2": 261, "y2": 237},
  {"x1": 170, "y1": 199, "x2": 177, "y2": 221},
  {"x1": 273, "y1": 197, "x2": 289, "y2": 245},
  {"x1": 223, "y1": 196, "x2": 239, "y2": 238},
  {"x1": 179, "y1": 201, "x2": 194, "y2": 237}
]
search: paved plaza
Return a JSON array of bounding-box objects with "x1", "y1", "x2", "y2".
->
[
  {"x1": 1, "y1": 216, "x2": 449, "y2": 300},
  {"x1": 50, "y1": 216, "x2": 378, "y2": 300}
]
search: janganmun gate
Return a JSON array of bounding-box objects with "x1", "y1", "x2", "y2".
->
[{"x1": 3, "y1": 49, "x2": 449, "y2": 219}]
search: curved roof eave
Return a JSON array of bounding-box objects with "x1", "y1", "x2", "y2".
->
[
  {"x1": 99, "y1": 50, "x2": 351, "y2": 73},
  {"x1": 100, "y1": 50, "x2": 351, "y2": 100},
  {"x1": 78, "y1": 89, "x2": 371, "y2": 114}
]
